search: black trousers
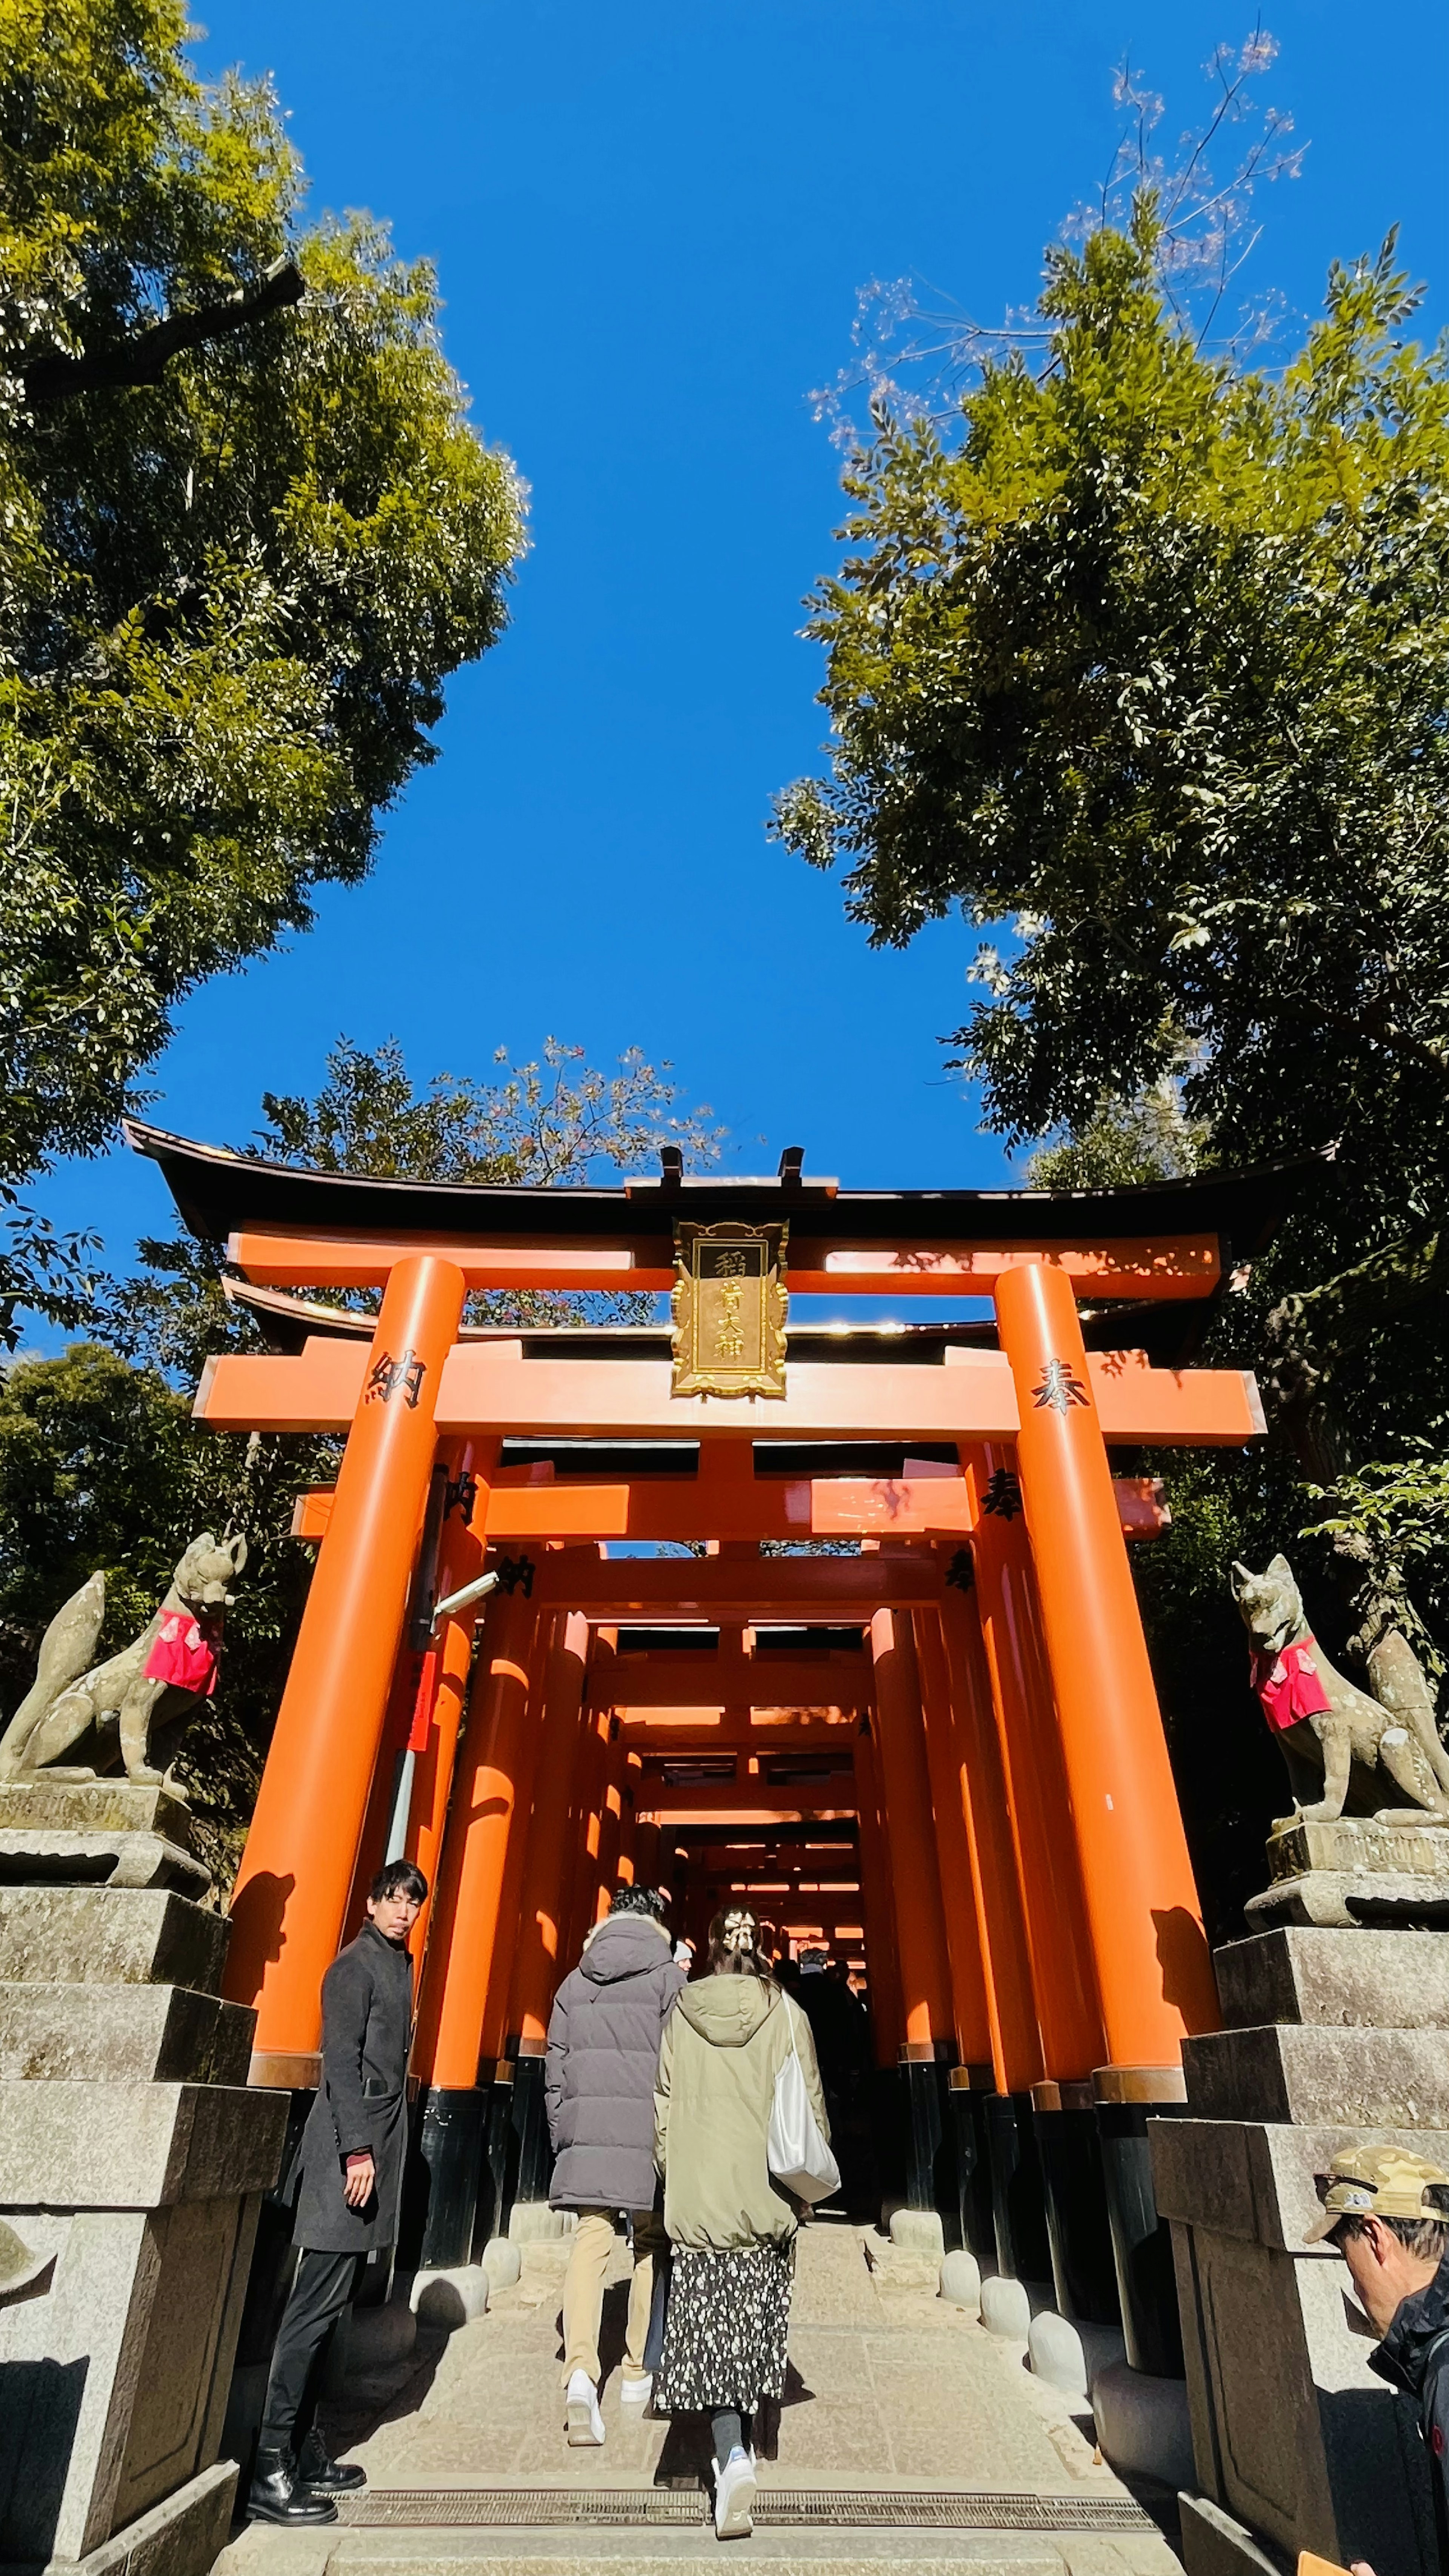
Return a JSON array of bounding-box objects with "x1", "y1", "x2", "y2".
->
[{"x1": 259, "y1": 2249, "x2": 365, "y2": 2449}]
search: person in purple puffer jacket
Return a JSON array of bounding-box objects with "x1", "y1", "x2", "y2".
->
[{"x1": 546, "y1": 1884, "x2": 685, "y2": 2442}]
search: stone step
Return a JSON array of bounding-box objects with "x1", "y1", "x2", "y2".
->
[
  {"x1": 0, "y1": 1821, "x2": 210, "y2": 1896},
  {"x1": 0, "y1": 1980, "x2": 252, "y2": 2083},
  {"x1": 1214, "y1": 1925, "x2": 1449, "y2": 2032},
  {"x1": 0, "y1": 2077, "x2": 285, "y2": 2205},
  {"x1": 218, "y1": 2545, "x2": 1094, "y2": 2574},
  {"x1": 215, "y1": 2510, "x2": 1168, "y2": 2575},
  {"x1": 1245, "y1": 1816, "x2": 1449, "y2": 1931},
  {"x1": 0, "y1": 1779, "x2": 198, "y2": 1843},
  {"x1": 1182, "y1": 2020, "x2": 1449, "y2": 2126},
  {"x1": 1152, "y1": 2113, "x2": 1449, "y2": 2249},
  {"x1": 0, "y1": 1883, "x2": 228, "y2": 1990}
]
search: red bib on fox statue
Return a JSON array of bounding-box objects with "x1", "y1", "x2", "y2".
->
[
  {"x1": 143, "y1": 1609, "x2": 223, "y2": 1698},
  {"x1": 1251, "y1": 1637, "x2": 1332, "y2": 1733}
]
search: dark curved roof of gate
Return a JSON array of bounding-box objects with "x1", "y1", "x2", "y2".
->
[
  {"x1": 124, "y1": 1118, "x2": 1323, "y2": 1259},
  {"x1": 222, "y1": 1277, "x2": 1210, "y2": 1365}
]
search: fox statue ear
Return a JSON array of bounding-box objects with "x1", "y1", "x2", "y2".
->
[
  {"x1": 228, "y1": 1534, "x2": 248, "y2": 1574},
  {"x1": 1266, "y1": 1553, "x2": 1295, "y2": 1579},
  {"x1": 1228, "y1": 1561, "x2": 1252, "y2": 1596}
]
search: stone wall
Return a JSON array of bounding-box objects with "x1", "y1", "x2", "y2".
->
[
  {"x1": 1157, "y1": 1905, "x2": 1449, "y2": 2576},
  {"x1": 0, "y1": 1782, "x2": 285, "y2": 2576}
]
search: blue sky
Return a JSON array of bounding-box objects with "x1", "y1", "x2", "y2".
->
[{"x1": 29, "y1": 1, "x2": 1449, "y2": 1291}]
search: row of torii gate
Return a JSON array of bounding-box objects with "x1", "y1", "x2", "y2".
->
[{"x1": 133, "y1": 1123, "x2": 1296, "y2": 2359}]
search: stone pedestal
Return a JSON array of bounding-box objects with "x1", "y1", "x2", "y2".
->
[
  {"x1": 1155, "y1": 1868, "x2": 1449, "y2": 2576},
  {"x1": 0, "y1": 1782, "x2": 286, "y2": 2576},
  {"x1": 1246, "y1": 1816, "x2": 1449, "y2": 1931}
]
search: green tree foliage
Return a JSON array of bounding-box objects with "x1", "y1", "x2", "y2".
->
[
  {"x1": 0, "y1": 0, "x2": 526, "y2": 1320},
  {"x1": 779, "y1": 211, "x2": 1449, "y2": 1221},
  {"x1": 1024, "y1": 1079, "x2": 1206, "y2": 1193},
  {"x1": 780, "y1": 150, "x2": 1449, "y2": 1699},
  {"x1": 0, "y1": 1039, "x2": 718, "y2": 1890}
]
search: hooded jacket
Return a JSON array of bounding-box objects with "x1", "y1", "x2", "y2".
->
[
  {"x1": 545, "y1": 1911, "x2": 685, "y2": 2212},
  {"x1": 1371, "y1": 2251, "x2": 1449, "y2": 2571},
  {"x1": 654, "y1": 1974, "x2": 830, "y2": 2250}
]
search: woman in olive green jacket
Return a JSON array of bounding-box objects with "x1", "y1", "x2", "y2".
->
[{"x1": 653, "y1": 1907, "x2": 829, "y2": 2539}]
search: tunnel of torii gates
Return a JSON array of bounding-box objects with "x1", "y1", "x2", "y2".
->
[{"x1": 130, "y1": 1121, "x2": 1307, "y2": 2361}]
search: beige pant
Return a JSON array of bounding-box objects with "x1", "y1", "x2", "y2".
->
[{"x1": 560, "y1": 2207, "x2": 667, "y2": 2388}]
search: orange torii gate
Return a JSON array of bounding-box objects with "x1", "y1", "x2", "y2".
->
[{"x1": 128, "y1": 1120, "x2": 1299, "y2": 2350}]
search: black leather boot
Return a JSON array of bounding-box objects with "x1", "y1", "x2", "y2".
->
[
  {"x1": 246, "y1": 2444, "x2": 339, "y2": 2525},
  {"x1": 297, "y1": 2425, "x2": 367, "y2": 2493}
]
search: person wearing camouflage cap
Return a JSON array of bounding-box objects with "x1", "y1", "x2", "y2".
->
[{"x1": 1309, "y1": 2145, "x2": 1449, "y2": 2572}]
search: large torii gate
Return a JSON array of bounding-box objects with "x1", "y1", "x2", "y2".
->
[{"x1": 129, "y1": 1121, "x2": 1296, "y2": 2348}]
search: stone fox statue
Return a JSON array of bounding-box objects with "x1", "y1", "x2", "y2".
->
[
  {"x1": 0, "y1": 1533, "x2": 247, "y2": 1787},
  {"x1": 1230, "y1": 1553, "x2": 1449, "y2": 1825}
]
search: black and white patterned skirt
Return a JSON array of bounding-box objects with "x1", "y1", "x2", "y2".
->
[{"x1": 654, "y1": 2240, "x2": 794, "y2": 2414}]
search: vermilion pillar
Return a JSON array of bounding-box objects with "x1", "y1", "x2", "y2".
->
[
  {"x1": 506, "y1": 1606, "x2": 588, "y2": 2209},
  {"x1": 853, "y1": 1730, "x2": 903, "y2": 2065},
  {"x1": 563, "y1": 1703, "x2": 610, "y2": 1966},
  {"x1": 407, "y1": 1443, "x2": 500, "y2": 1971},
  {"x1": 966, "y1": 1450, "x2": 1120, "y2": 2322},
  {"x1": 341, "y1": 1630, "x2": 423, "y2": 1944},
  {"x1": 911, "y1": 1610, "x2": 993, "y2": 2073},
  {"x1": 591, "y1": 1721, "x2": 627, "y2": 1925},
  {"x1": 226, "y1": 1253, "x2": 466, "y2": 2067},
  {"x1": 616, "y1": 1749, "x2": 642, "y2": 1886},
  {"x1": 634, "y1": 1819, "x2": 662, "y2": 1892},
  {"x1": 479, "y1": 1603, "x2": 552, "y2": 2063},
  {"x1": 994, "y1": 1262, "x2": 1220, "y2": 2082},
  {"x1": 347, "y1": 1439, "x2": 495, "y2": 1956},
  {"x1": 508, "y1": 1612, "x2": 590, "y2": 2047},
  {"x1": 870, "y1": 1606, "x2": 956, "y2": 2214},
  {"x1": 412, "y1": 1586, "x2": 541, "y2": 2090},
  {"x1": 965, "y1": 1448, "x2": 1106, "y2": 2082},
  {"x1": 934, "y1": 1587, "x2": 1044, "y2": 2096},
  {"x1": 868, "y1": 1609, "x2": 955, "y2": 2044}
]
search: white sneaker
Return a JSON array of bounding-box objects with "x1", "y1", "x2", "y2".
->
[
  {"x1": 620, "y1": 2373, "x2": 653, "y2": 2408},
  {"x1": 714, "y1": 2445, "x2": 757, "y2": 2540},
  {"x1": 565, "y1": 2369, "x2": 605, "y2": 2445}
]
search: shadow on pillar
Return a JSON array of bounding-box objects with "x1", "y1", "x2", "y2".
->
[
  {"x1": 404, "y1": 2085, "x2": 488, "y2": 2273},
  {"x1": 984, "y1": 2090, "x2": 1052, "y2": 2282},
  {"x1": 509, "y1": 2048, "x2": 553, "y2": 2208},
  {"x1": 481, "y1": 2065, "x2": 517, "y2": 2250},
  {"x1": 869, "y1": 2065, "x2": 906, "y2": 2204},
  {"x1": 899, "y1": 2047, "x2": 958, "y2": 2224},
  {"x1": 948, "y1": 2070, "x2": 996, "y2": 2263},
  {"x1": 1095, "y1": 2101, "x2": 1186, "y2": 2376},
  {"x1": 1032, "y1": 2092, "x2": 1120, "y2": 2326}
]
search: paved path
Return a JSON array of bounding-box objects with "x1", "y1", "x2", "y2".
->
[{"x1": 215, "y1": 2223, "x2": 1178, "y2": 2576}]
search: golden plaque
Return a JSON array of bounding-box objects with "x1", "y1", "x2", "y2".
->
[{"x1": 671, "y1": 1221, "x2": 788, "y2": 1399}]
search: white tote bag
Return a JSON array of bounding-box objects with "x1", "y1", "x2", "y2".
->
[{"x1": 766, "y1": 1996, "x2": 841, "y2": 2205}]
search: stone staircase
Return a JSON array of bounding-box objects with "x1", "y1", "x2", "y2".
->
[{"x1": 214, "y1": 2222, "x2": 1175, "y2": 2576}]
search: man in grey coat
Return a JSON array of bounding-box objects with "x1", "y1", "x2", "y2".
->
[
  {"x1": 546, "y1": 1884, "x2": 685, "y2": 2442},
  {"x1": 247, "y1": 1859, "x2": 426, "y2": 2526}
]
